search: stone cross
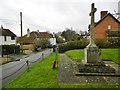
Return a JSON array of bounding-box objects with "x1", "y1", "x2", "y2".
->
[
  {"x1": 89, "y1": 3, "x2": 97, "y2": 47},
  {"x1": 84, "y1": 3, "x2": 101, "y2": 64}
]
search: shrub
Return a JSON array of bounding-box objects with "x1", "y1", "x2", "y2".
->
[
  {"x1": 108, "y1": 38, "x2": 120, "y2": 48},
  {"x1": 95, "y1": 38, "x2": 120, "y2": 48},
  {"x1": 58, "y1": 37, "x2": 120, "y2": 53},
  {"x1": 58, "y1": 39, "x2": 88, "y2": 53},
  {"x1": 95, "y1": 39, "x2": 110, "y2": 48}
]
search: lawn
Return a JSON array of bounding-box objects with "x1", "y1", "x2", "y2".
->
[
  {"x1": 4, "y1": 53, "x2": 119, "y2": 88},
  {"x1": 65, "y1": 48, "x2": 119, "y2": 64}
]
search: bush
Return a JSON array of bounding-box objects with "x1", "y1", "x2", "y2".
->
[
  {"x1": 58, "y1": 39, "x2": 88, "y2": 53},
  {"x1": 108, "y1": 38, "x2": 120, "y2": 48},
  {"x1": 0, "y1": 45, "x2": 20, "y2": 56},
  {"x1": 95, "y1": 38, "x2": 120, "y2": 48},
  {"x1": 58, "y1": 38, "x2": 120, "y2": 53},
  {"x1": 33, "y1": 39, "x2": 50, "y2": 52},
  {"x1": 95, "y1": 39, "x2": 110, "y2": 48}
]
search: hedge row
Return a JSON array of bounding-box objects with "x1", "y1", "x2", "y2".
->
[
  {"x1": 0, "y1": 45, "x2": 20, "y2": 55},
  {"x1": 58, "y1": 38, "x2": 120, "y2": 53},
  {"x1": 58, "y1": 39, "x2": 88, "y2": 53},
  {"x1": 95, "y1": 38, "x2": 120, "y2": 48}
]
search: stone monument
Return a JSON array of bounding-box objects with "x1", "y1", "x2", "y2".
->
[
  {"x1": 74, "y1": 3, "x2": 116, "y2": 75},
  {"x1": 84, "y1": 3, "x2": 101, "y2": 64}
]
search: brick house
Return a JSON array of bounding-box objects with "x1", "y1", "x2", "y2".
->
[{"x1": 88, "y1": 11, "x2": 120, "y2": 40}]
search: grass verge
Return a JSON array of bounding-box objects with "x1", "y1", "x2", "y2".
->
[
  {"x1": 4, "y1": 53, "x2": 59, "y2": 88},
  {"x1": 65, "y1": 48, "x2": 119, "y2": 64},
  {"x1": 4, "y1": 53, "x2": 119, "y2": 88}
]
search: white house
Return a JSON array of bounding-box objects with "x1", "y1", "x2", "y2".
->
[
  {"x1": 0, "y1": 25, "x2": 16, "y2": 45},
  {"x1": 49, "y1": 38, "x2": 56, "y2": 46}
]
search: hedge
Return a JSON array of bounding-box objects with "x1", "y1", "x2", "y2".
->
[
  {"x1": 58, "y1": 38, "x2": 120, "y2": 53},
  {"x1": 58, "y1": 39, "x2": 88, "y2": 53},
  {"x1": 0, "y1": 45, "x2": 20, "y2": 56},
  {"x1": 95, "y1": 38, "x2": 120, "y2": 48}
]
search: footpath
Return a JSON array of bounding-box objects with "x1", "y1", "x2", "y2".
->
[{"x1": 58, "y1": 54, "x2": 119, "y2": 84}]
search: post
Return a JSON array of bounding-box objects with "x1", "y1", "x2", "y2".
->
[
  {"x1": 20, "y1": 12, "x2": 23, "y2": 53},
  {"x1": 20, "y1": 12, "x2": 23, "y2": 37},
  {"x1": 42, "y1": 53, "x2": 44, "y2": 59},
  {"x1": 26, "y1": 60, "x2": 29, "y2": 72}
]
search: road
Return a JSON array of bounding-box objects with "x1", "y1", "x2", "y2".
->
[{"x1": 0, "y1": 48, "x2": 53, "y2": 89}]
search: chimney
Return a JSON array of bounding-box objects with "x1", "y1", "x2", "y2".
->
[
  {"x1": 100, "y1": 11, "x2": 108, "y2": 19},
  {"x1": 37, "y1": 30, "x2": 39, "y2": 33},
  {"x1": 1, "y1": 25, "x2": 3, "y2": 29},
  {"x1": 53, "y1": 32, "x2": 55, "y2": 37},
  {"x1": 27, "y1": 28, "x2": 30, "y2": 37}
]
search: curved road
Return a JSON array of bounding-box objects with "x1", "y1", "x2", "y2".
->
[{"x1": 0, "y1": 48, "x2": 53, "y2": 88}]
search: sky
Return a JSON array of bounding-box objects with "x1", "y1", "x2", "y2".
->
[{"x1": 0, "y1": 0, "x2": 119, "y2": 36}]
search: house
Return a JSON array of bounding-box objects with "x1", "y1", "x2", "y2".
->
[
  {"x1": 88, "y1": 11, "x2": 120, "y2": 40},
  {"x1": 17, "y1": 29, "x2": 56, "y2": 51},
  {"x1": 0, "y1": 25, "x2": 16, "y2": 45}
]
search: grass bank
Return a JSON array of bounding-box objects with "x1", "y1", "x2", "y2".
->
[
  {"x1": 65, "y1": 48, "x2": 119, "y2": 64},
  {"x1": 4, "y1": 53, "x2": 119, "y2": 88},
  {"x1": 4, "y1": 53, "x2": 59, "y2": 88}
]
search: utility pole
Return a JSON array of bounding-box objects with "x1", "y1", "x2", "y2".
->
[{"x1": 20, "y1": 12, "x2": 23, "y2": 53}]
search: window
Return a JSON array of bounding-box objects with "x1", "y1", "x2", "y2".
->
[
  {"x1": 108, "y1": 25, "x2": 111, "y2": 30},
  {"x1": 11, "y1": 36, "x2": 15, "y2": 40},
  {"x1": 4, "y1": 36, "x2": 6, "y2": 41}
]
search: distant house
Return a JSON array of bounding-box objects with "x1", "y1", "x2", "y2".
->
[
  {"x1": 0, "y1": 25, "x2": 16, "y2": 45},
  {"x1": 17, "y1": 29, "x2": 56, "y2": 50},
  {"x1": 88, "y1": 11, "x2": 120, "y2": 40}
]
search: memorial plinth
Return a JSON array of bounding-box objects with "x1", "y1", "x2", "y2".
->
[{"x1": 84, "y1": 46, "x2": 101, "y2": 64}]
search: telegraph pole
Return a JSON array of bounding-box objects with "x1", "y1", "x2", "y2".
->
[
  {"x1": 20, "y1": 12, "x2": 23, "y2": 53},
  {"x1": 20, "y1": 12, "x2": 23, "y2": 37}
]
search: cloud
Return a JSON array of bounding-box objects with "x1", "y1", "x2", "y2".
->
[{"x1": 0, "y1": 0, "x2": 119, "y2": 36}]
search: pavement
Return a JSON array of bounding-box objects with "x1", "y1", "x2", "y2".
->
[
  {"x1": 0, "y1": 51, "x2": 33, "y2": 65},
  {"x1": 10, "y1": 53, "x2": 34, "y2": 61},
  {"x1": 58, "y1": 54, "x2": 120, "y2": 85}
]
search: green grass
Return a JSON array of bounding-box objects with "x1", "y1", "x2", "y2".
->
[
  {"x1": 65, "y1": 48, "x2": 119, "y2": 64},
  {"x1": 4, "y1": 53, "x2": 59, "y2": 88},
  {"x1": 4, "y1": 53, "x2": 119, "y2": 88},
  {"x1": 65, "y1": 49, "x2": 84, "y2": 60}
]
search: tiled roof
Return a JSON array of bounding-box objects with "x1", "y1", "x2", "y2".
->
[
  {"x1": 17, "y1": 31, "x2": 53, "y2": 44},
  {"x1": 95, "y1": 13, "x2": 120, "y2": 26},
  {"x1": 0, "y1": 27, "x2": 16, "y2": 37},
  {"x1": 88, "y1": 13, "x2": 120, "y2": 31}
]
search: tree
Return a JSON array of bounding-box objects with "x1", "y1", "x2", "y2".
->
[
  {"x1": 61, "y1": 28, "x2": 80, "y2": 41},
  {"x1": 33, "y1": 38, "x2": 50, "y2": 51}
]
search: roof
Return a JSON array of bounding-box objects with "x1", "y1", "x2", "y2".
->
[
  {"x1": 95, "y1": 13, "x2": 120, "y2": 27},
  {"x1": 17, "y1": 31, "x2": 53, "y2": 44},
  {"x1": 88, "y1": 13, "x2": 120, "y2": 31},
  {"x1": 0, "y1": 26, "x2": 16, "y2": 37}
]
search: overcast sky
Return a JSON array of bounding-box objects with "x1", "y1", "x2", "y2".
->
[{"x1": 0, "y1": 0, "x2": 119, "y2": 36}]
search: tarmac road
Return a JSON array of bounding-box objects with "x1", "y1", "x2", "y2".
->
[{"x1": 0, "y1": 48, "x2": 53, "y2": 88}]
